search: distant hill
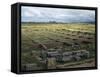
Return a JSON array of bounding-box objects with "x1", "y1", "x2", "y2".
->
[{"x1": 22, "y1": 21, "x2": 95, "y2": 25}]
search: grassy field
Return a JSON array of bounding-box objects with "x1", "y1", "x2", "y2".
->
[{"x1": 21, "y1": 23, "x2": 95, "y2": 70}]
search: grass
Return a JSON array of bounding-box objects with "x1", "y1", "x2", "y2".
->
[
  {"x1": 56, "y1": 58, "x2": 95, "y2": 69},
  {"x1": 21, "y1": 23, "x2": 95, "y2": 70}
]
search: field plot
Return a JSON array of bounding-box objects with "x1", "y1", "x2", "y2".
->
[{"x1": 21, "y1": 23, "x2": 95, "y2": 70}]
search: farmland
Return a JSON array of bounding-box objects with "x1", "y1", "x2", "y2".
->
[{"x1": 21, "y1": 23, "x2": 95, "y2": 70}]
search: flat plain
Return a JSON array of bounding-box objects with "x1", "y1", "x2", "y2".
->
[{"x1": 21, "y1": 23, "x2": 95, "y2": 70}]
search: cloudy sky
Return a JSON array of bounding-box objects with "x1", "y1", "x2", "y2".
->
[{"x1": 21, "y1": 6, "x2": 95, "y2": 23}]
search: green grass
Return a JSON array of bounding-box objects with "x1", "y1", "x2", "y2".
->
[
  {"x1": 21, "y1": 23, "x2": 95, "y2": 69},
  {"x1": 21, "y1": 23, "x2": 95, "y2": 50}
]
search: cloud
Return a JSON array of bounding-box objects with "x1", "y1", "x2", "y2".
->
[
  {"x1": 21, "y1": 6, "x2": 95, "y2": 23},
  {"x1": 24, "y1": 11, "x2": 33, "y2": 17}
]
